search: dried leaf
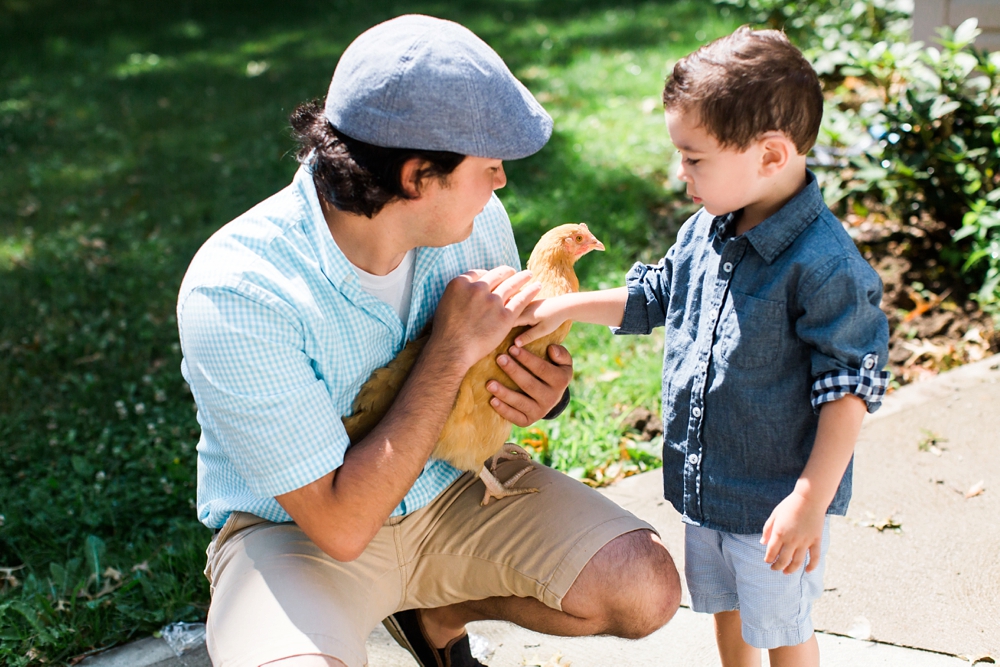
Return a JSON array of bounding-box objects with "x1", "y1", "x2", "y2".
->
[
  {"x1": 965, "y1": 480, "x2": 986, "y2": 498},
  {"x1": 859, "y1": 511, "x2": 902, "y2": 532}
]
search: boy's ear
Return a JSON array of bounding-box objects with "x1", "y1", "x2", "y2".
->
[{"x1": 757, "y1": 132, "x2": 795, "y2": 177}]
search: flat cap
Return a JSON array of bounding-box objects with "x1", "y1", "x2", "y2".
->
[{"x1": 324, "y1": 14, "x2": 552, "y2": 160}]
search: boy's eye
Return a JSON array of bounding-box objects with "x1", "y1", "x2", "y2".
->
[{"x1": 683, "y1": 157, "x2": 700, "y2": 166}]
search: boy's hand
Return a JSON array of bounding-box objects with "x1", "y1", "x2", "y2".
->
[
  {"x1": 513, "y1": 297, "x2": 570, "y2": 347},
  {"x1": 760, "y1": 490, "x2": 827, "y2": 574}
]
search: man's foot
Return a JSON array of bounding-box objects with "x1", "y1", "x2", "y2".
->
[{"x1": 382, "y1": 609, "x2": 486, "y2": 667}]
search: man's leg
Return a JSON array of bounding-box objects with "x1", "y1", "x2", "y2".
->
[
  {"x1": 419, "y1": 527, "x2": 680, "y2": 645},
  {"x1": 393, "y1": 453, "x2": 681, "y2": 651}
]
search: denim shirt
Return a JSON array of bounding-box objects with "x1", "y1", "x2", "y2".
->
[{"x1": 615, "y1": 173, "x2": 890, "y2": 534}]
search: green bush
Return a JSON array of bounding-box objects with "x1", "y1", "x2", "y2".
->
[{"x1": 719, "y1": 0, "x2": 1000, "y2": 314}]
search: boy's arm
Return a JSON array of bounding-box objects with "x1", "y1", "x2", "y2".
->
[
  {"x1": 760, "y1": 394, "x2": 867, "y2": 574},
  {"x1": 513, "y1": 287, "x2": 629, "y2": 347}
]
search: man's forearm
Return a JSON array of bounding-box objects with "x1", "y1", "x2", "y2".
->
[{"x1": 277, "y1": 335, "x2": 471, "y2": 561}]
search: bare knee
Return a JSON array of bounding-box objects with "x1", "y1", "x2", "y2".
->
[{"x1": 564, "y1": 529, "x2": 681, "y2": 639}]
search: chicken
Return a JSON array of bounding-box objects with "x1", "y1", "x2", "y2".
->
[{"x1": 343, "y1": 223, "x2": 604, "y2": 505}]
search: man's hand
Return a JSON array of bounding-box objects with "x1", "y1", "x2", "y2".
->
[
  {"x1": 760, "y1": 490, "x2": 827, "y2": 574},
  {"x1": 487, "y1": 344, "x2": 573, "y2": 426},
  {"x1": 432, "y1": 267, "x2": 541, "y2": 369}
]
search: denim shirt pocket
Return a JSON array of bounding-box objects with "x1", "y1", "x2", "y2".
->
[{"x1": 718, "y1": 291, "x2": 786, "y2": 370}]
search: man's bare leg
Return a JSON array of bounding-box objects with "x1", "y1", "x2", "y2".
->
[{"x1": 419, "y1": 529, "x2": 680, "y2": 646}]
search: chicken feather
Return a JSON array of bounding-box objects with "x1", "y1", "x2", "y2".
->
[{"x1": 342, "y1": 223, "x2": 604, "y2": 504}]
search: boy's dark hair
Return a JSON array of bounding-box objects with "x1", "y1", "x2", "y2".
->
[
  {"x1": 662, "y1": 27, "x2": 823, "y2": 155},
  {"x1": 289, "y1": 100, "x2": 466, "y2": 218}
]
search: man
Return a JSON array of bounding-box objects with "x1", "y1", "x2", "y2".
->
[{"x1": 178, "y1": 14, "x2": 680, "y2": 667}]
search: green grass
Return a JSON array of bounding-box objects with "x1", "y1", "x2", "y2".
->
[{"x1": 0, "y1": 1, "x2": 742, "y2": 662}]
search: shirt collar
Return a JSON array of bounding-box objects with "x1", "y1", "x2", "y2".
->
[
  {"x1": 291, "y1": 164, "x2": 361, "y2": 290},
  {"x1": 713, "y1": 170, "x2": 825, "y2": 265}
]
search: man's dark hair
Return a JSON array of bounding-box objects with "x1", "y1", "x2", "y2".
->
[
  {"x1": 662, "y1": 27, "x2": 823, "y2": 155},
  {"x1": 289, "y1": 100, "x2": 466, "y2": 218}
]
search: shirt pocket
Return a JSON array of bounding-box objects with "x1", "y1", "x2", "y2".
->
[{"x1": 718, "y1": 291, "x2": 786, "y2": 370}]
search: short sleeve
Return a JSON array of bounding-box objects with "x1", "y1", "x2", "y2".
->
[
  {"x1": 795, "y1": 256, "x2": 891, "y2": 413},
  {"x1": 612, "y1": 248, "x2": 676, "y2": 336},
  {"x1": 179, "y1": 286, "x2": 349, "y2": 497}
]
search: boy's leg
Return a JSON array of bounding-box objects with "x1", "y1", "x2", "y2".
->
[
  {"x1": 768, "y1": 634, "x2": 819, "y2": 667},
  {"x1": 398, "y1": 451, "x2": 681, "y2": 642},
  {"x1": 724, "y1": 519, "x2": 830, "y2": 657},
  {"x1": 684, "y1": 524, "x2": 760, "y2": 667},
  {"x1": 714, "y1": 610, "x2": 760, "y2": 667}
]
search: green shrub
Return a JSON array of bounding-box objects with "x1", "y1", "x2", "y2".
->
[{"x1": 720, "y1": 0, "x2": 1000, "y2": 314}]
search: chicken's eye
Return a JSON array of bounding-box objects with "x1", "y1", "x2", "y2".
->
[{"x1": 575, "y1": 235, "x2": 583, "y2": 242}]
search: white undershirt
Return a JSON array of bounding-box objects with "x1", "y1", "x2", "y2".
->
[{"x1": 351, "y1": 249, "x2": 416, "y2": 325}]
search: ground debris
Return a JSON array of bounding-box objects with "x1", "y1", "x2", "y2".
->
[
  {"x1": 523, "y1": 651, "x2": 571, "y2": 667},
  {"x1": 964, "y1": 480, "x2": 986, "y2": 499},
  {"x1": 857, "y1": 511, "x2": 902, "y2": 533}
]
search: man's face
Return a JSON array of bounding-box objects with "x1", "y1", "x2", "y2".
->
[
  {"x1": 665, "y1": 109, "x2": 763, "y2": 218},
  {"x1": 419, "y1": 156, "x2": 507, "y2": 246}
]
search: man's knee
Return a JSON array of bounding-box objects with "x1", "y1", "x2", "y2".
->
[{"x1": 565, "y1": 529, "x2": 681, "y2": 639}]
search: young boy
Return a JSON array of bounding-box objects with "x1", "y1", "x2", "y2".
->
[{"x1": 515, "y1": 27, "x2": 890, "y2": 666}]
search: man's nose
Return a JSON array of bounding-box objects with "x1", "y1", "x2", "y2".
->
[{"x1": 494, "y1": 164, "x2": 507, "y2": 190}]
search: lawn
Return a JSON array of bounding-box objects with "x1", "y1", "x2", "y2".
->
[{"x1": 0, "y1": 0, "x2": 744, "y2": 662}]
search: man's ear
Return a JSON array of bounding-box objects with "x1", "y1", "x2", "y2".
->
[
  {"x1": 758, "y1": 132, "x2": 794, "y2": 177},
  {"x1": 400, "y1": 157, "x2": 430, "y2": 198}
]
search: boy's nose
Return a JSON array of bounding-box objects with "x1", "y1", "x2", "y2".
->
[{"x1": 675, "y1": 163, "x2": 690, "y2": 182}]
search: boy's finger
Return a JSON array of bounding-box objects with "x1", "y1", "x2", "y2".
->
[
  {"x1": 513, "y1": 327, "x2": 541, "y2": 347},
  {"x1": 760, "y1": 516, "x2": 774, "y2": 546},
  {"x1": 805, "y1": 543, "x2": 822, "y2": 573},
  {"x1": 783, "y1": 548, "x2": 807, "y2": 574},
  {"x1": 763, "y1": 535, "x2": 781, "y2": 564}
]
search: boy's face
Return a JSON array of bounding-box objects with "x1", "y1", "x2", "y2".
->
[{"x1": 665, "y1": 109, "x2": 765, "y2": 218}]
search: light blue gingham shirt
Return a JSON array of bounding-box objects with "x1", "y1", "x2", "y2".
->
[{"x1": 177, "y1": 166, "x2": 520, "y2": 529}]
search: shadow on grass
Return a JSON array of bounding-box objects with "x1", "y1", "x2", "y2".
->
[{"x1": 0, "y1": 0, "x2": 721, "y2": 662}]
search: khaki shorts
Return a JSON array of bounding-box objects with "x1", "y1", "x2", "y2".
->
[{"x1": 204, "y1": 453, "x2": 654, "y2": 667}]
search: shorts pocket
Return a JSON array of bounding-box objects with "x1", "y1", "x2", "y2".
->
[{"x1": 718, "y1": 291, "x2": 786, "y2": 370}]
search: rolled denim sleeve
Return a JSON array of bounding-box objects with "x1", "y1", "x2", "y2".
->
[
  {"x1": 612, "y1": 250, "x2": 674, "y2": 335},
  {"x1": 796, "y1": 256, "x2": 890, "y2": 413}
]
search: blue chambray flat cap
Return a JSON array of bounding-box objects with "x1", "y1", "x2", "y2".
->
[{"x1": 324, "y1": 14, "x2": 552, "y2": 160}]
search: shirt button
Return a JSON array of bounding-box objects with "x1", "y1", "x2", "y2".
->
[
  {"x1": 692, "y1": 406, "x2": 702, "y2": 418},
  {"x1": 863, "y1": 356, "x2": 876, "y2": 369},
  {"x1": 687, "y1": 453, "x2": 699, "y2": 465},
  {"x1": 723, "y1": 262, "x2": 733, "y2": 273}
]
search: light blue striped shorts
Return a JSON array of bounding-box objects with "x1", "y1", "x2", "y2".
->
[{"x1": 684, "y1": 518, "x2": 830, "y2": 649}]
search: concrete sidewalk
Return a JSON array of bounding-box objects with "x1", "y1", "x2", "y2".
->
[{"x1": 81, "y1": 355, "x2": 1000, "y2": 667}]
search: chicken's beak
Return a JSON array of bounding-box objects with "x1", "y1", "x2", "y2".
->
[{"x1": 590, "y1": 238, "x2": 605, "y2": 252}]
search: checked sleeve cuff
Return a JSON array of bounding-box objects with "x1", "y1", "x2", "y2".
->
[{"x1": 810, "y1": 353, "x2": 890, "y2": 414}]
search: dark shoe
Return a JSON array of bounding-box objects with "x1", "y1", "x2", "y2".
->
[{"x1": 382, "y1": 609, "x2": 487, "y2": 667}]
